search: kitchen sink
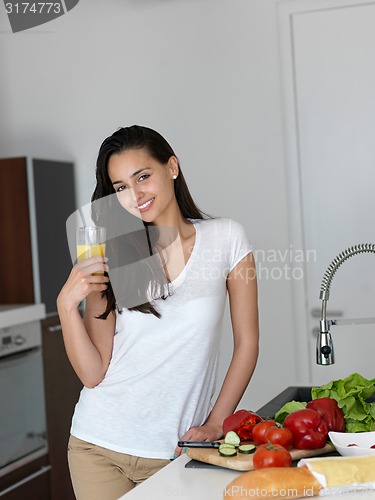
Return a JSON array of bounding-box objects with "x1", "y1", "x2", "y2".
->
[
  {"x1": 257, "y1": 387, "x2": 312, "y2": 418},
  {"x1": 256, "y1": 386, "x2": 375, "y2": 419}
]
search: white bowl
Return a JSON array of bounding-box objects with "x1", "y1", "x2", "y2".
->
[{"x1": 329, "y1": 431, "x2": 375, "y2": 457}]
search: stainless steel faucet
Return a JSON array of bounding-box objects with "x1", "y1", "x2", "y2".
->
[{"x1": 317, "y1": 243, "x2": 375, "y2": 365}]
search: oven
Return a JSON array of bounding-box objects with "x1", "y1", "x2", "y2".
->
[{"x1": 0, "y1": 318, "x2": 49, "y2": 482}]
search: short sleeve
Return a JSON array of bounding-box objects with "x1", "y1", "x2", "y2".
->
[{"x1": 228, "y1": 219, "x2": 253, "y2": 272}]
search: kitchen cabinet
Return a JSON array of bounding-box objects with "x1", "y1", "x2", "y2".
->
[
  {"x1": 0, "y1": 305, "x2": 49, "y2": 499},
  {"x1": 0, "y1": 456, "x2": 51, "y2": 500},
  {"x1": 42, "y1": 315, "x2": 83, "y2": 500},
  {"x1": 0, "y1": 156, "x2": 79, "y2": 498},
  {"x1": 0, "y1": 156, "x2": 76, "y2": 315}
]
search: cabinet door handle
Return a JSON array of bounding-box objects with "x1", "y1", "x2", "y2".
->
[
  {"x1": 48, "y1": 324, "x2": 62, "y2": 332},
  {"x1": 0, "y1": 465, "x2": 51, "y2": 496}
]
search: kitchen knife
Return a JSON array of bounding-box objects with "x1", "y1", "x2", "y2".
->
[{"x1": 178, "y1": 440, "x2": 221, "y2": 448}]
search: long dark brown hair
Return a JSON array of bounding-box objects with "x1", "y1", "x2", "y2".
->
[{"x1": 92, "y1": 125, "x2": 206, "y2": 319}]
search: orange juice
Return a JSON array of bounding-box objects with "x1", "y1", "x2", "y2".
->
[
  {"x1": 77, "y1": 243, "x2": 106, "y2": 261},
  {"x1": 77, "y1": 243, "x2": 106, "y2": 275}
]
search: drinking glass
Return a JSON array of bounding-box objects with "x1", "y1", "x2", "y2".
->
[{"x1": 76, "y1": 226, "x2": 106, "y2": 275}]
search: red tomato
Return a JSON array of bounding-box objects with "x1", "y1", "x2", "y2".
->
[
  {"x1": 264, "y1": 426, "x2": 293, "y2": 449},
  {"x1": 252, "y1": 420, "x2": 277, "y2": 445},
  {"x1": 253, "y1": 442, "x2": 292, "y2": 469},
  {"x1": 370, "y1": 445, "x2": 375, "y2": 449}
]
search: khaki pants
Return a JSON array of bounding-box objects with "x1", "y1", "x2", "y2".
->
[{"x1": 68, "y1": 435, "x2": 171, "y2": 500}]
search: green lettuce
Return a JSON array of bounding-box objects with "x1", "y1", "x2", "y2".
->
[
  {"x1": 274, "y1": 400, "x2": 307, "y2": 425},
  {"x1": 311, "y1": 372, "x2": 375, "y2": 432}
]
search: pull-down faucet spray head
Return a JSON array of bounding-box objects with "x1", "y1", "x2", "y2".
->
[
  {"x1": 316, "y1": 244, "x2": 375, "y2": 366},
  {"x1": 316, "y1": 332, "x2": 334, "y2": 364},
  {"x1": 316, "y1": 314, "x2": 334, "y2": 365}
]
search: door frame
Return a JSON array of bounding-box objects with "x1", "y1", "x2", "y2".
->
[{"x1": 276, "y1": 0, "x2": 375, "y2": 384}]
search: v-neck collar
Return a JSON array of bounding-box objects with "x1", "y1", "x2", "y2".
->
[{"x1": 168, "y1": 219, "x2": 200, "y2": 290}]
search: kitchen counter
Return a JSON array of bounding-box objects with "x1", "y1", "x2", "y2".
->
[
  {"x1": 119, "y1": 453, "x2": 372, "y2": 500},
  {"x1": 121, "y1": 453, "x2": 239, "y2": 499},
  {"x1": 0, "y1": 303, "x2": 46, "y2": 328}
]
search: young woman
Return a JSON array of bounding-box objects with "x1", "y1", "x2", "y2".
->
[{"x1": 57, "y1": 125, "x2": 259, "y2": 500}]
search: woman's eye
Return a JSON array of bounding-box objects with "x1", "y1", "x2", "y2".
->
[
  {"x1": 139, "y1": 174, "x2": 150, "y2": 182},
  {"x1": 116, "y1": 185, "x2": 126, "y2": 192}
]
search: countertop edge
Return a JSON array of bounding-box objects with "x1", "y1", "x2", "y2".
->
[{"x1": 0, "y1": 303, "x2": 46, "y2": 328}]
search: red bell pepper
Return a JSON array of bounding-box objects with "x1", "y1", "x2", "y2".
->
[
  {"x1": 223, "y1": 409, "x2": 263, "y2": 441},
  {"x1": 306, "y1": 397, "x2": 345, "y2": 432},
  {"x1": 283, "y1": 408, "x2": 328, "y2": 450}
]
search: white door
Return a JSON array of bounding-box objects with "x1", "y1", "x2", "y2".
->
[{"x1": 279, "y1": 0, "x2": 375, "y2": 385}]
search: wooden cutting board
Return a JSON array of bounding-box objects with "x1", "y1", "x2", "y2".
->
[{"x1": 187, "y1": 443, "x2": 334, "y2": 471}]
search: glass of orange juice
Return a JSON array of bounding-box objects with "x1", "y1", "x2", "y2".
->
[{"x1": 76, "y1": 226, "x2": 106, "y2": 275}]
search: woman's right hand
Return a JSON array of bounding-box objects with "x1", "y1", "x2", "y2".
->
[
  {"x1": 57, "y1": 257, "x2": 114, "y2": 387},
  {"x1": 57, "y1": 256, "x2": 109, "y2": 311}
]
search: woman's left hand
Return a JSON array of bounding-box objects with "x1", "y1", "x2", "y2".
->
[{"x1": 173, "y1": 421, "x2": 223, "y2": 458}]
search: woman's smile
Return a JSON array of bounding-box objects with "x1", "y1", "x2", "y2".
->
[{"x1": 137, "y1": 197, "x2": 155, "y2": 212}]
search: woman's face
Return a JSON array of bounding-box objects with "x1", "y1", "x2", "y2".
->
[{"x1": 107, "y1": 148, "x2": 178, "y2": 224}]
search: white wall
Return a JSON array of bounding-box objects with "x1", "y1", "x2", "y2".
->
[{"x1": 0, "y1": 0, "x2": 299, "y2": 411}]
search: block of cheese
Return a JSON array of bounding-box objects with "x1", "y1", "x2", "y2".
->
[{"x1": 299, "y1": 455, "x2": 375, "y2": 488}]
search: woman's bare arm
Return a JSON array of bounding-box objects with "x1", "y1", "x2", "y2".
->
[
  {"x1": 57, "y1": 256, "x2": 115, "y2": 388},
  {"x1": 205, "y1": 252, "x2": 259, "y2": 432}
]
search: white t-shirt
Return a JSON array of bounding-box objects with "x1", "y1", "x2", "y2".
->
[{"x1": 70, "y1": 217, "x2": 252, "y2": 459}]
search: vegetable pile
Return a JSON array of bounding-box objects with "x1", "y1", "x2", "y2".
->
[
  {"x1": 221, "y1": 410, "x2": 295, "y2": 468},
  {"x1": 218, "y1": 372, "x2": 375, "y2": 469},
  {"x1": 218, "y1": 428, "x2": 293, "y2": 469},
  {"x1": 275, "y1": 372, "x2": 375, "y2": 433}
]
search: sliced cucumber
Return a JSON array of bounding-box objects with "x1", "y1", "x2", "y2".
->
[
  {"x1": 218, "y1": 444, "x2": 237, "y2": 457},
  {"x1": 218, "y1": 443, "x2": 235, "y2": 451},
  {"x1": 224, "y1": 431, "x2": 241, "y2": 447},
  {"x1": 238, "y1": 444, "x2": 256, "y2": 454}
]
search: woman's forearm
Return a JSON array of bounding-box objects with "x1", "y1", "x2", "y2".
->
[
  {"x1": 206, "y1": 252, "x2": 260, "y2": 434},
  {"x1": 205, "y1": 338, "x2": 259, "y2": 433},
  {"x1": 56, "y1": 256, "x2": 113, "y2": 387},
  {"x1": 57, "y1": 304, "x2": 109, "y2": 387}
]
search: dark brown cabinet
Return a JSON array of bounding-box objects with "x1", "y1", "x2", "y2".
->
[
  {"x1": 42, "y1": 315, "x2": 82, "y2": 500},
  {"x1": 0, "y1": 156, "x2": 76, "y2": 314},
  {"x1": 0, "y1": 156, "x2": 80, "y2": 498},
  {"x1": 0, "y1": 157, "x2": 35, "y2": 304},
  {"x1": 0, "y1": 457, "x2": 51, "y2": 500}
]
